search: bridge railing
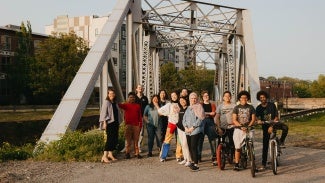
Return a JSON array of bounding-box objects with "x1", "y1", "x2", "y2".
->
[{"x1": 280, "y1": 108, "x2": 325, "y2": 121}]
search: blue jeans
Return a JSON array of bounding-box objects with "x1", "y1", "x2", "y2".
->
[
  {"x1": 197, "y1": 118, "x2": 217, "y2": 161},
  {"x1": 146, "y1": 123, "x2": 161, "y2": 153}
]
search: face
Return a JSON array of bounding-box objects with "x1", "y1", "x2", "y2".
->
[
  {"x1": 239, "y1": 95, "x2": 248, "y2": 105},
  {"x1": 136, "y1": 85, "x2": 144, "y2": 93},
  {"x1": 179, "y1": 98, "x2": 187, "y2": 107},
  {"x1": 259, "y1": 95, "x2": 267, "y2": 103},
  {"x1": 108, "y1": 90, "x2": 115, "y2": 101},
  {"x1": 189, "y1": 93, "x2": 198, "y2": 105},
  {"x1": 152, "y1": 96, "x2": 159, "y2": 104},
  {"x1": 171, "y1": 92, "x2": 178, "y2": 102},
  {"x1": 159, "y1": 91, "x2": 166, "y2": 100},
  {"x1": 128, "y1": 95, "x2": 136, "y2": 103},
  {"x1": 223, "y1": 92, "x2": 231, "y2": 102},
  {"x1": 202, "y1": 92, "x2": 209, "y2": 102},
  {"x1": 181, "y1": 89, "x2": 188, "y2": 97}
]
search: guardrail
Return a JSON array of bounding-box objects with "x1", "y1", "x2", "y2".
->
[
  {"x1": 280, "y1": 108, "x2": 325, "y2": 120},
  {"x1": 0, "y1": 105, "x2": 99, "y2": 112}
]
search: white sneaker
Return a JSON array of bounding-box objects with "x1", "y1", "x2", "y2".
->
[
  {"x1": 120, "y1": 147, "x2": 126, "y2": 153},
  {"x1": 178, "y1": 160, "x2": 186, "y2": 165},
  {"x1": 184, "y1": 162, "x2": 191, "y2": 167}
]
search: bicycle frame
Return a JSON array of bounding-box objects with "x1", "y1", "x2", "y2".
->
[
  {"x1": 235, "y1": 125, "x2": 256, "y2": 177},
  {"x1": 264, "y1": 121, "x2": 282, "y2": 175},
  {"x1": 216, "y1": 127, "x2": 234, "y2": 170}
]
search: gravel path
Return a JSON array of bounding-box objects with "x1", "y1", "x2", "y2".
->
[{"x1": 1, "y1": 141, "x2": 325, "y2": 183}]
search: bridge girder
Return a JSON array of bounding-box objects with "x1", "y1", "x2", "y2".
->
[{"x1": 38, "y1": 0, "x2": 259, "y2": 145}]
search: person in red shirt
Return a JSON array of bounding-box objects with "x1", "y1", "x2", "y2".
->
[{"x1": 119, "y1": 92, "x2": 143, "y2": 159}]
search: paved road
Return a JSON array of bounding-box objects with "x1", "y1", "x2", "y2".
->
[{"x1": 61, "y1": 142, "x2": 324, "y2": 183}]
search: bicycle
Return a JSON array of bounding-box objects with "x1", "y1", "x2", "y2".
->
[
  {"x1": 262, "y1": 120, "x2": 283, "y2": 175},
  {"x1": 216, "y1": 125, "x2": 235, "y2": 170},
  {"x1": 234, "y1": 125, "x2": 256, "y2": 177}
]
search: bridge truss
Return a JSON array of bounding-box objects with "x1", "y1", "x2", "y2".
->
[{"x1": 39, "y1": 0, "x2": 259, "y2": 143}]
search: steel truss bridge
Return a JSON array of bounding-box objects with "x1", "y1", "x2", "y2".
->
[{"x1": 39, "y1": 0, "x2": 259, "y2": 143}]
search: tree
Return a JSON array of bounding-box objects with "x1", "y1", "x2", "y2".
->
[
  {"x1": 8, "y1": 21, "x2": 34, "y2": 105},
  {"x1": 293, "y1": 80, "x2": 312, "y2": 98},
  {"x1": 160, "y1": 62, "x2": 215, "y2": 98},
  {"x1": 30, "y1": 32, "x2": 89, "y2": 104},
  {"x1": 179, "y1": 65, "x2": 214, "y2": 96},
  {"x1": 309, "y1": 74, "x2": 325, "y2": 98},
  {"x1": 160, "y1": 62, "x2": 180, "y2": 94}
]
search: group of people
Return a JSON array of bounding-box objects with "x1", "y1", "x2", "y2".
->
[{"x1": 99, "y1": 85, "x2": 289, "y2": 172}]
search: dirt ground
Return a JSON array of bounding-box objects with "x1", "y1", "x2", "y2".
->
[{"x1": 1, "y1": 130, "x2": 324, "y2": 183}]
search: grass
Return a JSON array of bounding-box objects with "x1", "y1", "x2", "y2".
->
[
  {"x1": 284, "y1": 113, "x2": 325, "y2": 148},
  {"x1": 0, "y1": 109, "x2": 99, "y2": 122}
]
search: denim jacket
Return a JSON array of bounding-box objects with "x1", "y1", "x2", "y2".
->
[{"x1": 182, "y1": 107, "x2": 202, "y2": 136}]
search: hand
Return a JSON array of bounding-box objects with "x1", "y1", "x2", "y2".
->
[
  {"x1": 217, "y1": 128, "x2": 223, "y2": 135},
  {"x1": 257, "y1": 120, "x2": 263, "y2": 125},
  {"x1": 102, "y1": 121, "x2": 107, "y2": 130}
]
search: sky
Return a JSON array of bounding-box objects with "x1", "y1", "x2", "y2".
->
[{"x1": 1, "y1": 0, "x2": 324, "y2": 81}]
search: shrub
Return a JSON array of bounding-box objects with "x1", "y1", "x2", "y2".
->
[
  {"x1": 34, "y1": 130, "x2": 104, "y2": 161},
  {"x1": 34, "y1": 126, "x2": 125, "y2": 162},
  {"x1": 0, "y1": 142, "x2": 33, "y2": 162}
]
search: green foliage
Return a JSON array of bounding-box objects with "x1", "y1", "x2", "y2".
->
[
  {"x1": 0, "y1": 142, "x2": 33, "y2": 162},
  {"x1": 293, "y1": 80, "x2": 312, "y2": 98},
  {"x1": 160, "y1": 62, "x2": 180, "y2": 93},
  {"x1": 309, "y1": 75, "x2": 325, "y2": 98},
  {"x1": 29, "y1": 32, "x2": 89, "y2": 104},
  {"x1": 285, "y1": 112, "x2": 325, "y2": 143},
  {"x1": 34, "y1": 130, "x2": 104, "y2": 162},
  {"x1": 269, "y1": 75, "x2": 325, "y2": 98},
  {"x1": 7, "y1": 21, "x2": 34, "y2": 104},
  {"x1": 179, "y1": 65, "x2": 215, "y2": 97},
  {"x1": 160, "y1": 62, "x2": 215, "y2": 97},
  {"x1": 34, "y1": 126, "x2": 125, "y2": 162}
]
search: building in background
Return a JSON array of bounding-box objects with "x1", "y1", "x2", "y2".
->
[
  {"x1": 45, "y1": 15, "x2": 126, "y2": 100},
  {"x1": 259, "y1": 77, "x2": 293, "y2": 102},
  {"x1": 0, "y1": 25, "x2": 48, "y2": 105}
]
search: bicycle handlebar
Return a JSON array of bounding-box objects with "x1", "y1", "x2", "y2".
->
[
  {"x1": 233, "y1": 124, "x2": 255, "y2": 131},
  {"x1": 262, "y1": 120, "x2": 283, "y2": 125}
]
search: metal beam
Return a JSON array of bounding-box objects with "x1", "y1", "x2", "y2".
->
[{"x1": 38, "y1": 0, "x2": 132, "y2": 143}]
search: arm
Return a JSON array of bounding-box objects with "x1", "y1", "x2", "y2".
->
[
  {"x1": 143, "y1": 105, "x2": 149, "y2": 124},
  {"x1": 209, "y1": 103, "x2": 217, "y2": 117},
  {"x1": 215, "y1": 113, "x2": 223, "y2": 135},
  {"x1": 248, "y1": 106, "x2": 256, "y2": 127},
  {"x1": 99, "y1": 100, "x2": 108, "y2": 130},
  {"x1": 249, "y1": 114, "x2": 256, "y2": 127},
  {"x1": 232, "y1": 113, "x2": 241, "y2": 127},
  {"x1": 157, "y1": 103, "x2": 170, "y2": 116}
]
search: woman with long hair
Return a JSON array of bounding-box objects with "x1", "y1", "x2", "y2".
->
[{"x1": 99, "y1": 88, "x2": 122, "y2": 163}]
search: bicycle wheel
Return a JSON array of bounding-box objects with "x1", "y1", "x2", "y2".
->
[
  {"x1": 227, "y1": 146, "x2": 234, "y2": 164},
  {"x1": 217, "y1": 144, "x2": 226, "y2": 170},
  {"x1": 248, "y1": 142, "x2": 256, "y2": 177},
  {"x1": 240, "y1": 145, "x2": 247, "y2": 169},
  {"x1": 271, "y1": 141, "x2": 278, "y2": 175}
]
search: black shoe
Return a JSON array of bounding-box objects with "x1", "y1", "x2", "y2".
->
[
  {"x1": 125, "y1": 153, "x2": 130, "y2": 159},
  {"x1": 135, "y1": 154, "x2": 142, "y2": 159},
  {"x1": 147, "y1": 152, "x2": 153, "y2": 157},
  {"x1": 233, "y1": 163, "x2": 240, "y2": 171},
  {"x1": 189, "y1": 163, "x2": 199, "y2": 171}
]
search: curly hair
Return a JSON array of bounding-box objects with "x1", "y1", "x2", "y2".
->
[
  {"x1": 256, "y1": 90, "x2": 269, "y2": 101},
  {"x1": 237, "y1": 90, "x2": 251, "y2": 101}
]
